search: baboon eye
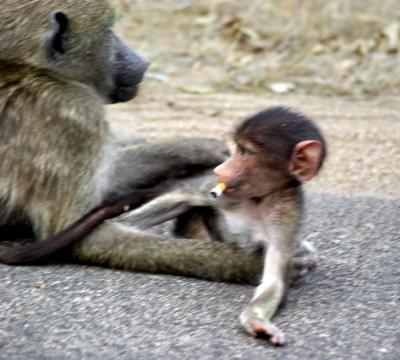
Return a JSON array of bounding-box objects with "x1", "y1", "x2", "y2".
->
[
  {"x1": 237, "y1": 144, "x2": 255, "y2": 156},
  {"x1": 237, "y1": 144, "x2": 247, "y2": 155}
]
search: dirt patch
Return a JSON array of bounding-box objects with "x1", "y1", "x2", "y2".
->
[
  {"x1": 106, "y1": 1, "x2": 400, "y2": 199},
  {"x1": 111, "y1": 0, "x2": 400, "y2": 97},
  {"x1": 108, "y1": 83, "x2": 400, "y2": 199}
]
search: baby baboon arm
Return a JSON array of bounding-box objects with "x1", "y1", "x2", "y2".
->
[
  {"x1": 107, "y1": 138, "x2": 228, "y2": 196},
  {"x1": 240, "y1": 246, "x2": 290, "y2": 345},
  {"x1": 240, "y1": 222, "x2": 297, "y2": 346},
  {"x1": 71, "y1": 221, "x2": 263, "y2": 285}
]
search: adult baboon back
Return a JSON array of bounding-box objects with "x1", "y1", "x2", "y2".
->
[{"x1": 0, "y1": 0, "x2": 262, "y2": 283}]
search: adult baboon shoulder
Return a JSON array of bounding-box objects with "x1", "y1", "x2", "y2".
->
[{"x1": 0, "y1": 0, "x2": 263, "y2": 283}]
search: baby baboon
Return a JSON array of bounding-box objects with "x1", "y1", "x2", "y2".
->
[
  {"x1": 118, "y1": 107, "x2": 326, "y2": 345},
  {"x1": 0, "y1": 0, "x2": 264, "y2": 283}
]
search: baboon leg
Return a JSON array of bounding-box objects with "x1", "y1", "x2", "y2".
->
[
  {"x1": 290, "y1": 241, "x2": 317, "y2": 283},
  {"x1": 107, "y1": 138, "x2": 228, "y2": 196},
  {"x1": 117, "y1": 190, "x2": 218, "y2": 241},
  {"x1": 72, "y1": 221, "x2": 263, "y2": 285},
  {"x1": 31, "y1": 198, "x2": 92, "y2": 241},
  {"x1": 0, "y1": 188, "x2": 163, "y2": 265},
  {"x1": 173, "y1": 207, "x2": 222, "y2": 242},
  {"x1": 117, "y1": 191, "x2": 208, "y2": 229}
]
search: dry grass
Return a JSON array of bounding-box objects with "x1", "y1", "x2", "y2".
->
[{"x1": 111, "y1": 0, "x2": 400, "y2": 97}]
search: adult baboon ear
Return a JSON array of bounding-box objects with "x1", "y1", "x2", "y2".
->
[
  {"x1": 288, "y1": 140, "x2": 322, "y2": 182},
  {"x1": 45, "y1": 11, "x2": 69, "y2": 61}
]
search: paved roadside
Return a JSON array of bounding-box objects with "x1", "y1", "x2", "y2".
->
[
  {"x1": 1, "y1": 93, "x2": 399, "y2": 359},
  {"x1": 0, "y1": 194, "x2": 398, "y2": 360}
]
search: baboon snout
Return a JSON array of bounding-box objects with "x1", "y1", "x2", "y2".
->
[
  {"x1": 113, "y1": 36, "x2": 149, "y2": 88},
  {"x1": 213, "y1": 157, "x2": 242, "y2": 186},
  {"x1": 109, "y1": 35, "x2": 149, "y2": 104}
]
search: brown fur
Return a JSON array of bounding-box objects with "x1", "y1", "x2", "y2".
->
[
  {"x1": 118, "y1": 107, "x2": 326, "y2": 345},
  {"x1": 0, "y1": 0, "x2": 264, "y2": 285}
]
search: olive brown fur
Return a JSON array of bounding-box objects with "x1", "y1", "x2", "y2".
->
[{"x1": 0, "y1": 0, "x2": 263, "y2": 283}]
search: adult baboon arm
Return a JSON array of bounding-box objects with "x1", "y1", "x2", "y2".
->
[
  {"x1": 107, "y1": 138, "x2": 228, "y2": 196},
  {"x1": 72, "y1": 222, "x2": 263, "y2": 284}
]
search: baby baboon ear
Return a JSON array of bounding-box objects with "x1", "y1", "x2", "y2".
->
[
  {"x1": 45, "y1": 11, "x2": 69, "y2": 60},
  {"x1": 289, "y1": 140, "x2": 322, "y2": 182}
]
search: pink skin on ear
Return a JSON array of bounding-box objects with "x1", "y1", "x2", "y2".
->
[{"x1": 289, "y1": 140, "x2": 322, "y2": 182}]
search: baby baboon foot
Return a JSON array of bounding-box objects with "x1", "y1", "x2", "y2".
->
[
  {"x1": 240, "y1": 310, "x2": 285, "y2": 346},
  {"x1": 291, "y1": 250, "x2": 317, "y2": 284}
]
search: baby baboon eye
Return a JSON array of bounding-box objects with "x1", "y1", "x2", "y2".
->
[
  {"x1": 236, "y1": 143, "x2": 255, "y2": 157},
  {"x1": 237, "y1": 143, "x2": 249, "y2": 155}
]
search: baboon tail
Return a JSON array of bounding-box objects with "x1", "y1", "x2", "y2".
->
[{"x1": 0, "y1": 188, "x2": 164, "y2": 265}]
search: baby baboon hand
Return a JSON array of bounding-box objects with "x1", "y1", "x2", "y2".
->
[{"x1": 239, "y1": 306, "x2": 285, "y2": 346}]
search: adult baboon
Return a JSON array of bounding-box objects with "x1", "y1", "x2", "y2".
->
[{"x1": 0, "y1": 0, "x2": 262, "y2": 283}]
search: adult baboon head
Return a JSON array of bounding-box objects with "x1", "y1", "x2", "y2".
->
[{"x1": 0, "y1": 0, "x2": 148, "y2": 103}]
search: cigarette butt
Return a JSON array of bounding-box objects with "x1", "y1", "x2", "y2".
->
[{"x1": 210, "y1": 182, "x2": 227, "y2": 199}]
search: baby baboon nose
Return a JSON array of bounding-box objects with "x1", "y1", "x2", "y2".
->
[
  {"x1": 213, "y1": 164, "x2": 222, "y2": 177},
  {"x1": 213, "y1": 163, "x2": 228, "y2": 183}
]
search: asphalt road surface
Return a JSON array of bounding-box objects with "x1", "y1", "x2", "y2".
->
[{"x1": 0, "y1": 194, "x2": 399, "y2": 360}]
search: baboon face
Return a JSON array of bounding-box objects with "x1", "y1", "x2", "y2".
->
[
  {"x1": 108, "y1": 34, "x2": 149, "y2": 103},
  {"x1": 213, "y1": 140, "x2": 289, "y2": 200},
  {"x1": 214, "y1": 107, "x2": 326, "y2": 200},
  {"x1": 43, "y1": 9, "x2": 149, "y2": 104},
  {"x1": 0, "y1": 0, "x2": 149, "y2": 104},
  {"x1": 213, "y1": 111, "x2": 326, "y2": 200}
]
